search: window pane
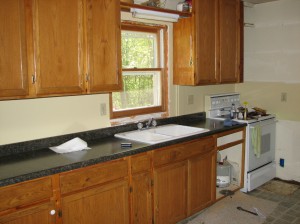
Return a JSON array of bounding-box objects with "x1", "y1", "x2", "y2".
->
[
  {"x1": 121, "y1": 31, "x2": 158, "y2": 68},
  {"x1": 112, "y1": 71, "x2": 161, "y2": 111}
]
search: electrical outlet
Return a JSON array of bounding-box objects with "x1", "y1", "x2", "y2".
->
[
  {"x1": 100, "y1": 103, "x2": 107, "y2": 116},
  {"x1": 280, "y1": 158, "x2": 285, "y2": 167},
  {"x1": 281, "y1": 92, "x2": 287, "y2": 102},
  {"x1": 188, "y1": 95, "x2": 194, "y2": 105}
]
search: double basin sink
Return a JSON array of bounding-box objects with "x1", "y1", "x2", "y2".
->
[{"x1": 115, "y1": 124, "x2": 209, "y2": 144}]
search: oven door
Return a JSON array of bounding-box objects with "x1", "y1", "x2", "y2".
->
[{"x1": 248, "y1": 118, "x2": 276, "y2": 172}]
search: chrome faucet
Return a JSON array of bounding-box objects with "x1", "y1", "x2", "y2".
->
[
  {"x1": 137, "y1": 118, "x2": 157, "y2": 130},
  {"x1": 146, "y1": 118, "x2": 154, "y2": 128}
]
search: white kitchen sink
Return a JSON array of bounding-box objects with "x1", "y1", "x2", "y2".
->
[{"x1": 115, "y1": 124, "x2": 209, "y2": 144}]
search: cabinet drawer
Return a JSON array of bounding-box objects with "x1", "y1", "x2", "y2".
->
[
  {"x1": 60, "y1": 159, "x2": 128, "y2": 195},
  {"x1": 153, "y1": 137, "x2": 214, "y2": 167},
  {"x1": 0, "y1": 177, "x2": 52, "y2": 212},
  {"x1": 131, "y1": 153, "x2": 151, "y2": 174}
]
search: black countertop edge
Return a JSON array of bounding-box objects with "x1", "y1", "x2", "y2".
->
[
  {"x1": 0, "y1": 112, "x2": 206, "y2": 157},
  {"x1": 0, "y1": 122, "x2": 246, "y2": 187}
]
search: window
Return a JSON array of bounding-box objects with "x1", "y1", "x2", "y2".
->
[{"x1": 111, "y1": 23, "x2": 168, "y2": 119}]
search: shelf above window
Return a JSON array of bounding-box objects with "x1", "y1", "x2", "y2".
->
[{"x1": 120, "y1": 2, "x2": 192, "y2": 18}]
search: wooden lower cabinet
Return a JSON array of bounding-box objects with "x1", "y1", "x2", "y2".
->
[
  {"x1": 61, "y1": 179, "x2": 129, "y2": 224},
  {"x1": 153, "y1": 137, "x2": 216, "y2": 224},
  {"x1": 0, "y1": 201, "x2": 55, "y2": 224},
  {"x1": 131, "y1": 172, "x2": 152, "y2": 224},
  {"x1": 0, "y1": 135, "x2": 224, "y2": 224},
  {"x1": 188, "y1": 150, "x2": 216, "y2": 215},
  {"x1": 154, "y1": 161, "x2": 188, "y2": 224}
]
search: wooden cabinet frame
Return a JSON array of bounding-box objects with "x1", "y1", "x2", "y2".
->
[
  {"x1": 0, "y1": 0, "x2": 122, "y2": 100},
  {"x1": 174, "y1": 0, "x2": 243, "y2": 86}
]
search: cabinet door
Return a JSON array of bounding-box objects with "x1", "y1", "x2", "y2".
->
[
  {"x1": 219, "y1": 0, "x2": 241, "y2": 83},
  {"x1": 0, "y1": 202, "x2": 55, "y2": 224},
  {"x1": 0, "y1": 0, "x2": 29, "y2": 98},
  {"x1": 173, "y1": 17, "x2": 195, "y2": 85},
  {"x1": 154, "y1": 161, "x2": 187, "y2": 224},
  {"x1": 188, "y1": 150, "x2": 216, "y2": 215},
  {"x1": 62, "y1": 180, "x2": 129, "y2": 224},
  {"x1": 194, "y1": 0, "x2": 218, "y2": 84},
  {"x1": 173, "y1": 0, "x2": 218, "y2": 85},
  {"x1": 32, "y1": 0, "x2": 85, "y2": 96},
  {"x1": 86, "y1": 0, "x2": 122, "y2": 93},
  {"x1": 131, "y1": 172, "x2": 152, "y2": 224}
]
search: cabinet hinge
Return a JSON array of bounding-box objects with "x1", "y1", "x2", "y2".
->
[
  {"x1": 129, "y1": 186, "x2": 133, "y2": 193},
  {"x1": 31, "y1": 74, "x2": 36, "y2": 84},
  {"x1": 86, "y1": 74, "x2": 90, "y2": 82}
]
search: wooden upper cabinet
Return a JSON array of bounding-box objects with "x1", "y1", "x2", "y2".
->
[
  {"x1": 173, "y1": 0, "x2": 242, "y2": 86},
  {"x1": 173, "y1": 16, "x2": 195, "y2": 85},
  {"x1": 0, "y1": 0, "x2": 29, "y2": 98},
  {"x1": 0, "y1": 0, "x2": 122, "y2": 100},
  {"x1": 86, "y1": 0, "x2": 122, "y2": 93},
  {"x1": 194, "y1": 0, "x2": 218, "y2": 84},
  {"x1": 219, "y1": 0, "x2": 241, "y2": 83},
  {"x1": 31, "y1": 0, "x2": 85, "y2": 96}
]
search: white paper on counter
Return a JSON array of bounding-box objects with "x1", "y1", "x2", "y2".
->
[{"x1": 49, "y1": 137, "x2": 91, "y2": 154}]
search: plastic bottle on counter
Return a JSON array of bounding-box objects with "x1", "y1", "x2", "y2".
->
[{"x1": 230, "y1": 103, "x2": 236, "y2": 119}]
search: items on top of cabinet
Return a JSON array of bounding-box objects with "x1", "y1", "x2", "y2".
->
[{"x1": 120, "y1": 0, "x2": 192, "y2": 18}]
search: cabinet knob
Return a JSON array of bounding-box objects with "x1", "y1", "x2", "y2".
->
[{"x1": 50, "y1": 210, "x2": 56, "y2": 216}]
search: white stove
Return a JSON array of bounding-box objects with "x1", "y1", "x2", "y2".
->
[{"x1": 205, "y1": 93, "x2": 276, "y2": 192}]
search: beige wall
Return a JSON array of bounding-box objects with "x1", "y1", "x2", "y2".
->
[
  {"x1": 0, "y1": 94, "x2": 111, "y2": 144},
  {"x1": 238, "y1": 0, "x2": 300, "y2": 181},
  {"x1": 177, "y1": 85, "x2": 235, "y2": 115}
]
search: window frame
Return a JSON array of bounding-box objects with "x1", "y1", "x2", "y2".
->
[{"x1": 110, "y1": 22, "x2": 168, "y2": 119}]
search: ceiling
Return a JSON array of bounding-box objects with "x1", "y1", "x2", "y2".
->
[{"x1": 243, "y1": 0, "x2": 278, "y2": 4}]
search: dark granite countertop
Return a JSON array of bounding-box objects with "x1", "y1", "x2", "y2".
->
[{"x1": 0, "y1": 113, "x2": 246, "y2": 187}]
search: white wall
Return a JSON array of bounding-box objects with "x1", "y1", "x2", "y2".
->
[{"x1": 237, "y1": 0, "x2": 300, "y2": 181}]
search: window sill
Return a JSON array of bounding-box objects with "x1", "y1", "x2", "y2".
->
[{"x1": 110, "y1": 111, "x2": 168, "y2": 127}]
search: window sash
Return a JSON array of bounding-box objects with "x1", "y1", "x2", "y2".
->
[
  {"x1": 112, "y1": 70, "x2": 162, "y2": 112},
  {"x1": 110, "y1": 23, "x2": 168, "y2": 119}
]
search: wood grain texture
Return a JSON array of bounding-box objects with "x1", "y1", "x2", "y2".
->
[
  {"x1": 0, "y1": 177, "x2": 52, "y2": 212},
  {"x1": 62, "y1": 179, "x2": 129, "y2": 224},
  {"x1": 153, "y1": 137, "x2": 214, "y2": 167},
  {"x1": 0, "y1": 0, "x2": 29, "y2": 98},
  {"x1": 173, "y1": 17, "x2": 195, "y2": 85},
  {"x1": 194, "y1": 0, "x2": 218, "y2": 84},
  {"x1": 86, "y1": 0, "x2": 122, "y2": 93},
  {"x1": 154, "y1": 161, "x2": 187, "y2": 224},
  {"x1": 0, "y1": 201, "x2": 55, "y2": 224},
  {"x1": 131, "y1": 153, "x2": 151, "y2": 174},
  {"x1": 131, "y1": 172, "x2": 152, "y2": 224},
  {"x1": 173, "y1": 0, "x2": 242, "y2": 86},
  {"x1": 32, "y1": 0, "x2": 85, "y2": 96},
  {"x1": 188, "y1": 150, "x2": 216, "y2": 215},
  {"x1": 219, "y1": 0, "x2": 241, "y2": 83},
  {"x1": 60, "y1": 159, "x2": 128, "y2": 195}
]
